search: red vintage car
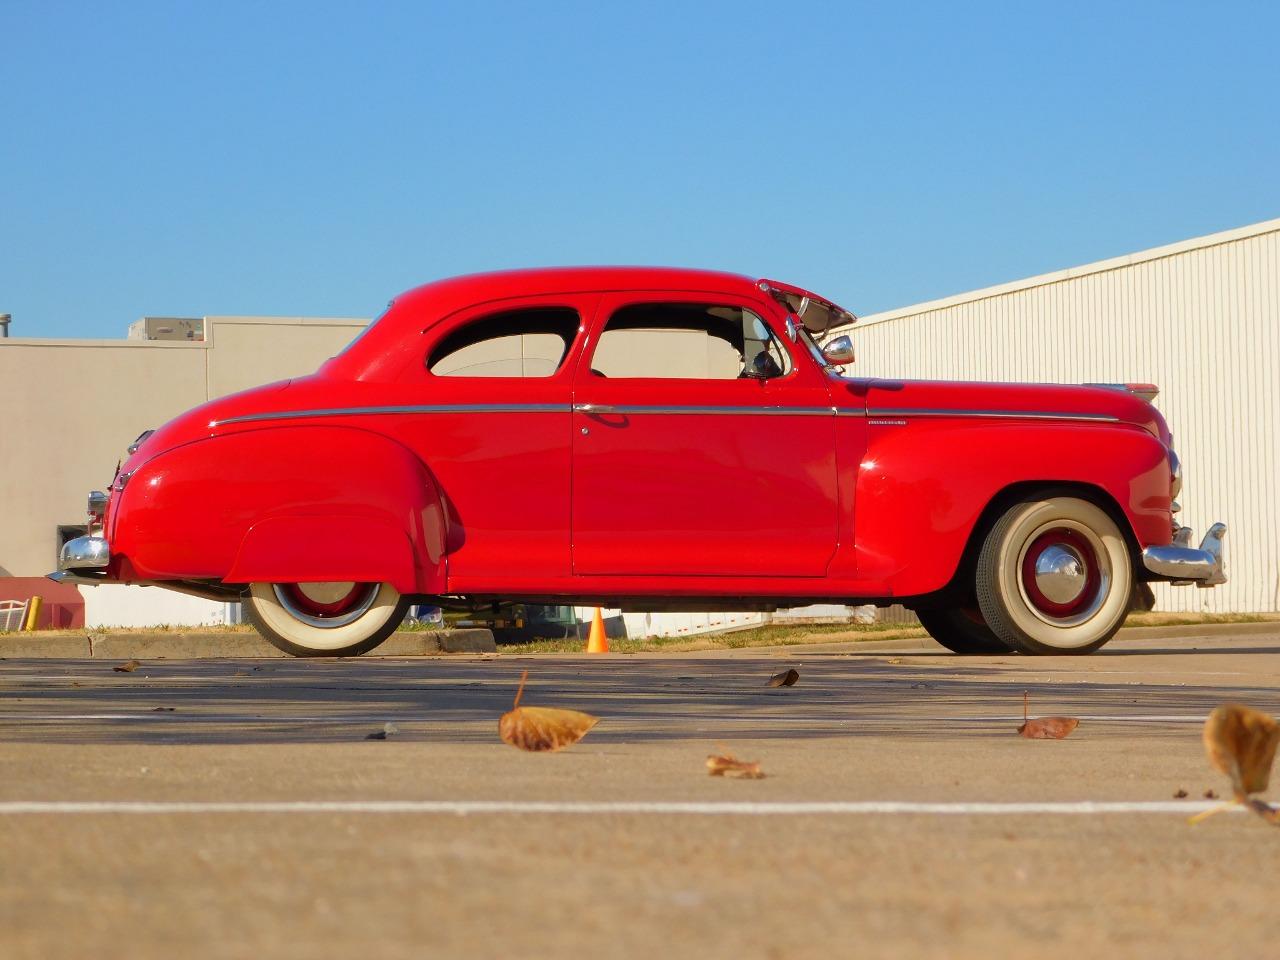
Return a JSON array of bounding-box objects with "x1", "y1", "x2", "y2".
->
[{"x1": 52, "y1": 267, "x2": 1225, "y2": 657}]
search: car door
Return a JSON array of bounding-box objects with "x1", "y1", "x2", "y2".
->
[
  {"x1": 570, "y1": 291, "x2": 839, "y2": 578},
  {"x1": 390, "y1": 294, "x2": 595, "y2": 588}
]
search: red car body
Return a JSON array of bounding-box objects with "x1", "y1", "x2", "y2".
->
[{"x1": 54, "y1": 266, "x2": 1225, "y2": 656}]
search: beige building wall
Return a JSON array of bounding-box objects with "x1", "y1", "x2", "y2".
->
[
  {"x1": 832, "y1": 217, "x2": 1280, "y2": 613},
  {"x1": 205, "y1": 316, "x2": 367, "y2": 398},
  {"x1": 0, "y1": 316, "x2": 366, "y2": 577}
]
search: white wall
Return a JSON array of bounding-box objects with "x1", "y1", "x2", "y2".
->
[
  {"x1": 81, "y1": 584, "x2": 242, "y2": 629},
  {"x1": 836, "y1": 218, "x2": 1280, "y2": 612},
  {"x1": 576, "y1": 605, "x2": 860, "y2": 639}
]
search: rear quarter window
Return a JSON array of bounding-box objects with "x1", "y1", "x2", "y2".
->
[{"x1": 428, "y1": 307, "x2": 580, "y2": 378}]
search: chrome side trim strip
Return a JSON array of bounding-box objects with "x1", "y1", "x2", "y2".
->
[
  {"x1": 863, "y1": 408, "x2": 1120, "y2": 423},
  {"x1": 214, "y1": 404, "x2": 1119, "y2": 427},
  {"x1": 126, "y1": 429, "x2": 154, "y2": 455},
  {"x1": 573, "y1": 404, "x2": 834, "y2": 417},
  {"x1": 212, "y1": 404, "x2": 569, "y2": 426}
]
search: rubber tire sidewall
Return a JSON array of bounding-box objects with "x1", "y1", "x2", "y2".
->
[
  {"x1": 976, "y1": 497, "x2": 1132, "y2": 656},
  {"x1": 245, "y1": 582, "x2": 407, "y2": 658},
  {"x1": 916, "y1": 606, "x2": 1013, "y2": 655}
]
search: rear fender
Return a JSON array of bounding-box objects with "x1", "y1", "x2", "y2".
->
[
  {"x1": 225, "y1": 515, "x2": 417, "y2": 592},
  {"x1": 110, "y1": 426, "x2": 447, "y2": 594}
]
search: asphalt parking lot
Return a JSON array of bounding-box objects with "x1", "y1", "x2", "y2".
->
[{"x1": 2, "y1": 626, "x2": 1279, "y2": 960}]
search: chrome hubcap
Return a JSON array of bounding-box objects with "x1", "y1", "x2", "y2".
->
[
  {"x1": 1033, "y1": 544, "x2": 1087, "y2": 604},
  {"x1": 297, "y1": 582, "x2": 357, "y2": 605},
  {"x1": 1017, "y1": 523, "x2": 1110, "y2": 626},
  {"x1": 273, "y1": 582, "x2": 379, "y2": 629}
]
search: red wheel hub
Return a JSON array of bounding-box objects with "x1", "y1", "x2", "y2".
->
[
  {"x1": 1020, "y1": 529, "x2": 1101, "y2": 618},
  {"x1": 280, "y1": 583, "x2": 371, "y2": 618}
]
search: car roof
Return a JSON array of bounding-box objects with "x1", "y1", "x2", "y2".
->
[
  {"x1": 322, "y1": 266, "x2": 814, "y2": 381},
  {"x1": 393, "y1": 266, "x2": 760, "y2": 315}
]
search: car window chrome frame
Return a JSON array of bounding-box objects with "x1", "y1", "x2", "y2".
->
[
  {"x1": 588, "y1": 300, "x2": 796, "y2": 383},
  {"x1": 424, "y1": 303, "x2": 584, "y2": 380}
]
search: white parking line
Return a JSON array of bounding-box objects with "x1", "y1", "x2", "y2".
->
[{"x1": 0, "y1": 800, "x2": 1241, "y2": 816}]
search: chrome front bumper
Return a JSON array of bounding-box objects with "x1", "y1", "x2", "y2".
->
[{"x1": 1142, "y1": 523, "x2": 1227, "y2": 587}]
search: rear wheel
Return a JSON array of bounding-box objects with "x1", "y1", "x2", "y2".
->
[
  {"x1": 245, "y1": 581, "x2": 407, "y2": 657},
  {"x1": 916, "y1": 605, "x2": 1012, "y2": 655},
  {"x1": 975, "y1": 496, "x2": 1132, "y2": 656}
]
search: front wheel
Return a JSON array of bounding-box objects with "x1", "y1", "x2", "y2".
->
[
  {"x1": 916, "y1": 605, "x2": 1012, "y2": 655},
  {"x1": 245, "y1": 581, "x2": 408, "y2": 657},
  {"x1": 975, "y1": 496, "x2": 1133, "y2": 656}
]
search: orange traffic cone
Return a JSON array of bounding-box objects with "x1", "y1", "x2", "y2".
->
[{"x1": 585, "y1": 607, "x2": 609, "y2": 653}]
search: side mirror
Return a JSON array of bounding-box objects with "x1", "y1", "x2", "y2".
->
[{"x1": 821, "y1": 335, "x2": 855, "y2": 366}]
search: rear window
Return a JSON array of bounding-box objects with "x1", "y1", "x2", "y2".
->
[{"x1": 428, "y1": 307, "x2": 580, "y2": 378}]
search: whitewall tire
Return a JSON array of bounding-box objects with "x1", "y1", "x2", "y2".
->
[
  {"x1": 916, "y1": 605, "x2": 1013, "y2": 655},
  {"x1": 975, "y1": 496, "x2": 1133, "y2": 656},
  {"x1": 245, "y1": 581, "x2": 407, "y2": 657}
]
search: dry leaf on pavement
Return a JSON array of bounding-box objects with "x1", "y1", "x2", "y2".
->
[
  {"x1": 1203, "y1": 703, "x2": 1280, "y2": 800},
  {"x1": 1191, "y1": 704, "x2": 1280, "y2": 827},
  {"x1": 767, "y1": 669, "x2": 799, "y2": 688},
  {"x1": 112, "y1": 659, "x2": 141, "y2": 673},
  {"x1": 498, "y1": 670, "x2": 599, "y2": 752},
  {"x1": 1017, "y1": 691, "x2": 1079, "y2": 739},
  {"x1": 1019, "y1": 717, "x2": 1080, "y2": 739},
  {"x1": 706, "y1": 752, "x2": 766, "y2": 779},
  {"x1": 365, "y1": 722, "x2": 399, "y2": 741}
]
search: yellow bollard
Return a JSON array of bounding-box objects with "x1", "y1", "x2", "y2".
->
[{"x1": 24, "y1": 596, "x2": 43, "y2": 631}]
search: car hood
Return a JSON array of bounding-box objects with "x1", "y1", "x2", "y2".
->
[{"x1": 834, "y1": 378, "x2": 1171, "y2": 443}]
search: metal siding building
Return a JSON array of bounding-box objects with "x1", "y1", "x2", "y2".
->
[{"x1": 837, "y1": 218, "x2": 1280, "y2": 614}]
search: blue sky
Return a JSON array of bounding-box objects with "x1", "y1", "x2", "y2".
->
[{"x1": 2, "y1": 0, "x2": 1277, "y2": 339}]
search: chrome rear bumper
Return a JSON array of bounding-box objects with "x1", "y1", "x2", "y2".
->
[
  {"x1": 57, "y1": 535, "x2": 110, "y2": 571},
  {"x1": 1141, "y1": 523, "x2": 1227, "y2": 587}
]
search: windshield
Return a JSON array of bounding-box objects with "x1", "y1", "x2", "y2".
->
[{"x1": 796, "y1": 325, "x2": 831, "y2": 369}]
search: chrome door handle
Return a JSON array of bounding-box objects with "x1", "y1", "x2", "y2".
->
[{"x1": 573, "y1": 403, "x2": 616, "y2": 414}]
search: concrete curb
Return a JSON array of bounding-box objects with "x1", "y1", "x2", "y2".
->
[
  {"x1": 1115, "y1": 620, "x2": 1280, "y2": 639},
  {"x1": 0, "y1": 628, "x2": 496, "y2": 659}
]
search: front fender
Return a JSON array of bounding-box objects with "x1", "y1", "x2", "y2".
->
[
  {"x1": 109, "y1": 425, "x2": 447, "y2": 594},
  {"x1": 855, "y1": 420, "x2": 1171, "y2": 596}
]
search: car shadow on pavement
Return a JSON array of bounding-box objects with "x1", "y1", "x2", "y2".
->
[{"x1": 1, "y1": 655, "x2": 1277, "y2": 746}]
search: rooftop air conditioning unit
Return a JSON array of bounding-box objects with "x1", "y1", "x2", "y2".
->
[{"x1": 127, "y1": 317, "x2": 205, "y2": 342}]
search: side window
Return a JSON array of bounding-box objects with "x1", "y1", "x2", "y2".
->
[
  {"x1": 590, "y1": 303, "x2": 791, "y2": 380},
  {"x1": 428, "y1": 307, "x2": 580, "y2": 378}
]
